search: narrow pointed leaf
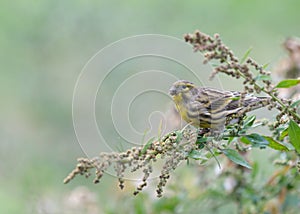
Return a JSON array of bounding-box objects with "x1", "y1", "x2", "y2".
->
[
  {"x1": 291, "y1": 99, "x2": 300, "y2": 108},
  {"x1": 243, "y1": 115, "x2": 256, "y2": 128},
  {"x1": 188, "y1": 150, "x2": 208, "y2": 160},
  {"x1": 263, "y1": 136, "x2": 289, "y2": 151},
  {"x1": 240, "y1": 133, "x2": 269, "y2": 148},
  {"x1": 240, "y1": 47, "x2": 252, "y2": 64},
  {"x1": 254, "y1": 74, "x2": 272, "y2": 81},
  {"x1": 279, "y1": 127, "x2": 289, "y2": 141},
  {"x1": 222, "y1": 149, "x2": 252, "y2": 169},
  {"x1": 262, "y1": 63, "x2": 270, "y2": 69},
  {"x1": 141, "y1": 137, "x2": 155, "y2": 155},
  {"x1": 288, "y1": 120, "x2": 300, "y2": 154},
  {"x1": 275, "y1": 79, "x2": 300, "y2": 88}
]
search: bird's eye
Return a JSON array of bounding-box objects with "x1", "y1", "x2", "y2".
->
[{"x1": 182, "y1": 85, "x2": 187, "y2": 89}]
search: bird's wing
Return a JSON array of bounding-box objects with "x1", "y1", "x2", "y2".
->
[
  {"x1": 195, "y1": 88, "x2": 242, "y2": 115},
  {"x1": 186, "y1": 100, "x2": 210, "y2": 118},
  {"x1": 226, "y1": 93, "x2": 269, "y2": 112}
]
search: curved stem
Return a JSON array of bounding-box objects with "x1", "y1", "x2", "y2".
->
[{"x1": 221, "y1": 58, "x2": 300, "y2": 121}]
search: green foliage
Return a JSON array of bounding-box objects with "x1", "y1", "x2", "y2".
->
[
  {"x1": 222, "y1": 149, "x2": 252, "y2": 169},
  {"x1": 291, "y1": 99, "x2": 300, "y2": 108},
  {"x1": 187, "y1": 149, "x2": 208, "y2": 160},
  {"x1": 279, "y1": 127, "x2": 289, "y2": 141},
  {"x1": 141, "y1": 137, "x2": 155, "y2": 155},
  {"x1": 240, "y1": 134, "x2": 289, "y2": 151},
  {"x1": 275, "y1": 79, "x2": 300, "y2": 88},
  {"x1": 242, "y1": 115, "x2": 256, "y2": 128},
  {"x1": 241, "y1": 132, "x2": 261, "y2": 144},
  {"x1": 240, "y1": 47, "x2": 252, "y2": 64},
  {"x1": 263, "y1": 136, "x2": 289, "y2": 151},
  {"x1": 288, "y1": 120, "x2": 300, "y2": 154},
  {"x1": 153, "y1": 196, "x2": 181, "y2": 213},
  {"x1": 254, "y1": 74, "x2": 272, "y2": 81}
]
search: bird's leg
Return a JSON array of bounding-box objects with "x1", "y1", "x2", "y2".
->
[{"x1": 209, "y1": 123, "x2": 227, "y2": 141}]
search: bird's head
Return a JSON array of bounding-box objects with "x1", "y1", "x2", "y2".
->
[{"x1": 169, "y1": 80, "x2": 197, "y2": 97}]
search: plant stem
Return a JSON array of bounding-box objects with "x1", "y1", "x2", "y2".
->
[{"x1": 221, "y1": 58, "x2": 300, "y2": 121}]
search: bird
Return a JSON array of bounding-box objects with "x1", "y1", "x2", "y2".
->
[{"x1": 169, "y1": 80, "x2": 269, "y2": 133}]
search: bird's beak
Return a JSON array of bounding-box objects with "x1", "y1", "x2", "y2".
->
[{"x1": 169, "y1": 86, "x2": 177, "y2": 96}]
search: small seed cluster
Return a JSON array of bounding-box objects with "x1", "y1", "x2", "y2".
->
[{"x1": 64, "y1": 128, "x2": 198, "y2": 197}]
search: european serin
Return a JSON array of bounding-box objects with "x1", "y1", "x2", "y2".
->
[{"x1": 169, "y1": 80, "x2": 269, "y2": 133}]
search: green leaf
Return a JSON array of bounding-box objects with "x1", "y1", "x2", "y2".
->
[
  {"x1": 240, "y1": 136, "x2": 250, "y2": 144},
  {"x1": 254, "y1": 74, "x2": 272, "y2": 81},
  {"x1": 211, "y1": 63, "x2": 220, "y2": 67},
  {"x1": 230, "y1": 96, "x2": 240, "y2": 101},
  {"x1": 251, "y1": 161, "x2": 259, "y2": 180},
  {"x1": 291, "y1": 99, "x2": 300, "y2": 108},
  {"x1": 157, "y1": 120, "x2": 163, "y2": 141},
  {"x1": 279, "y1": 127, "x2": 289, "y2": 141},
  {"x1": 174, "y1": 131, "x2": 183, "y2": 143},
  {"x1": 196, "y1": 137, "x2": 206, "y2": 149},
  {"x1": 196, "y1": 136, "x2": 213, "y2": 149},
  {"x1": 196, "y1": 136, "x2": 209, "y2": 143},
  {"x1": 240, "y1": 47, "x2": 252, "y2": 64},
  {"x1": 241, "y1": 133, "x2": 289, "y2": 151},
  {"x1": 275, "y1": 79, "x2": 300, "y2": 88},
  {"x1": 240, "y1": 133, "x2": 269, "y2": 148},
  {"x1": 263, "y1": 136, "x2": 289, "y2": 151},
  {"x1": 153, "y1": 196, "x2": 180, "y2": 213},
  {"x1": 251, "y1": 120, "x2": 267, "y2": 128},
  {"x1": 243, "y1": 115, "x2": 256, "y2": 128},
  {"x1": 288, "y1": 120, "x2": 300, "y2": 154},
  {"x1": 188, "y1": 150, "x2": 208, "y2": 160},
  {"x1": 262, "y1": 63, "x2": 270, "y2": 69},
  {"x1": 133, "y1": 194, "x2": 148, "y2": 214},
  {"x1": 141, "y1": 137, "x2": 155, "y2": 155},
  {"x1": 222, "y1": 149, "x2": 252, "y2": 169},
  {"x1": 227, "y1": 136, "x2": 236, "y2": 144},
  {"x1": 141, "y1": 129, "x2": 150, "y2": 145}
]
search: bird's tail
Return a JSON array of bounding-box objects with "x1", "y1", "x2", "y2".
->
[{"x1": 243, "y1": 96, "x2": 270, "y2": 111}]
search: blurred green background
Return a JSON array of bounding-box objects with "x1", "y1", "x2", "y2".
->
[{"x1": 1, "y1": 0, "x2": 300, "y2": 213}]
